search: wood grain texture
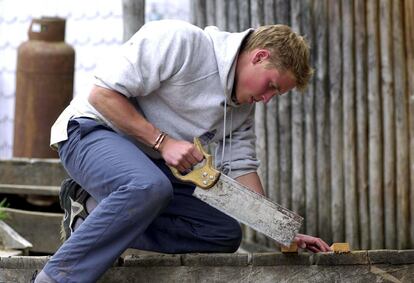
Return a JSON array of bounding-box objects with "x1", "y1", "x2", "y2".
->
[
  {"x1": 367, "y1": 0, "x2": 384, "y2": 249},
  {"x1": 290, "y1": 0, "x2": 306, "y2": 224},
  {"x1": 301, "y1": 0, "x2": 318, "y2": 237},
  {"x1": 342, "y1": 0, "x2": 359, "y2": 250},
  {"x1": 314, "y1": 0, "x2": 332, "y2": 243},
  {"x1": 392, "y1": 0, "x2": 409, "y2": 249},
  {"x1": 354, "y1": 0, "x2": 370, "y2": 250},
  {"x1": 405, "y1": 0, "x2": 414, "y2": 248},
  {"x1": 379, "y1": 0, "x2": 396, "y2": 250},
  {"x1": 329, "y1": 0, "x2": 344, "y2": 244}
]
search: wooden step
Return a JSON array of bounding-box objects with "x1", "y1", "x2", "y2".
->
[
  {"x1": 2, "y1": 208, "x2": 62, "y2": 253},
  {"x1": 0, "y1": 158, "x2": 67, "y2": 186},
  {"x1": 0, "y1": 184, "x2": 60, "y2": 196}
]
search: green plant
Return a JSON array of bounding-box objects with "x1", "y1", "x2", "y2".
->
[{"x1": 0, "y1": 198, "x2": 8, "y2": 221}]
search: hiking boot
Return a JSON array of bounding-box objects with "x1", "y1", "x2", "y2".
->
[{"x1": 59, "y1": 178, "x2": 90, "y2": 241}]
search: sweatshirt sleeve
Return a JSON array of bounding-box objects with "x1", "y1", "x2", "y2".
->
[
  {"x1": 214, "y1": 108, "x2": 260, "y2": 179},
  {"x1": 93, "y1": 20, "x2": 197, "y2": 97}
]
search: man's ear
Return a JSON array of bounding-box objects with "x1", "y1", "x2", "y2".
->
[{"x1": 252, "y1": 49, "x2": 271, "y2": 64}]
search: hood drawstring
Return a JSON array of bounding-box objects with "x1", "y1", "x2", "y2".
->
[{"x1": 220, "y1": 97, "x2": 233, "y2": 175}]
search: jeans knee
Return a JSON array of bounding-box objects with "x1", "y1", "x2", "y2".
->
[{"x1": 128, "y1": 174, "x2": 173, "y2": 205}]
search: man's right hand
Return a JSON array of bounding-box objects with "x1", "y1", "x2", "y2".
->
[{"x1": 158, "y1": 137, "x2": 204, "y2": 173}]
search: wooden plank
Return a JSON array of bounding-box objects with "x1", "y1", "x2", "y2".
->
[
  {"x1": 263, "y1": 0, "x2": 275, "y2": 25},
  {"x1": 405, "y1": 0, "x2": 414, "y2": 247},
  {"x1": 330, "y1": 242, "x2": 350, "y2": 253},
  {"x1": 301, "y1": 0, "x2": 318, "y2": 237},
  {"x1": 122, "y1": 0, "x2": 145, "y2": 42},
  {"x1": 215, "y1": 0, "x2": 228, "y2": 30},
  {"x1": 193, "y1": 0, "x2": 207, "y2": 28},
  {"x1": 342, "y1": 0, "x2": 359, "y2": 250},
  {"x1": 0, "y1": 158, "x2": 67, "y2": 186},
  {"x1": 392, "y1": 0, "x2": 409, "y2": 249},
  {"x1": 251, "y1": 0, "x2": 268, "y2": 247},
  {"x1": 0, "y1": 184, "x2": 60, "y2": 196},
  {"x1": 3, "y1": 208, "x2": 62, "y2": 253},
  {"x1": 205, "y1": 0, "x2": 216, "y2": 26},
  {"x1": 329, "y1": 0, "x2": 344, "y2": 244},
  {"x1": 314, "y1": 0, "x2": 332, "y2": 243},
  {"x1": 264, "y1": 0, "x2": 278, "y2": 205},
  {"x1": 274, "y1": 0, "x2": 290, "y2": 25},
  {"x1": 379, "y1": 0, "x2": 396, "y2": 250},
  {"x1": 246, "y1": 0, "x2": 267, "y2": 245},
  {"x1": 228, "y1": 0, "x2": 239, "y2": 32},
  {"x1": 266, "y1": 99, "x2": 279, "y2": 203},
  {"x1": 290, "y1": 0, "x2": 306, "y2": 223},
  {"x1": 265, "y1": 1, "x2": 280, "y2": 204},
  {"x1": 367, "y1": 0, "x2": 384, "y2": 249},
  {"x1": 275, "y1": 0, "x2": 292, "y2": 212},
  {"x1": 238, "y1": 0, "x2": 251, "y2": 31},
  {"x1": 354, "y1": 0, "x2": 370, "y2": 250}
]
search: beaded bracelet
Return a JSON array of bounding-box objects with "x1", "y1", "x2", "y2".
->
[{"x1": 152, "y1": 132, "x2": 167, "y2": 152}]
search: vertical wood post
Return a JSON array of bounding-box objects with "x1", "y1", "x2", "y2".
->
[
  {"x1": 193, "y1": 0, "x2": 207, "y2": 28},
  {"x1": 314, "y1": 0, "x2": 332, "y2": 243},
  {"x1": 265, "y1": 0, "x2": 280, "y2": 205},
  {"x1": 205, "y1": 0, "x2": 216, "y2": 26},
  {"x1": 393, "y1": 0, "x2": 409, "y2": 249},
  {"x1": 405, "y1": 0, "x2": 414, "y2": 249},
  {"x1": 302, "y1": 0, "x2": 318, "y2": 237},
  {"x1": 275, "y1": 0, "x2": 292, "y2": 212},
  {"x1": 354, "y1": 0, "x2": 370, "y2": 250},
  {"x1": 342, "y1": 0, "x2": 359, "y2": 249},
  {"x1": 290, "y1": 0, "x2": 306, "y2": 223},
  {"x1": 380, "y1": 0, "x2": 396, "y2": 250},
  {"x1": 367, "y1": 0, "x2": 384, "y2": 249},
  {"x1": 238, "y1": 0, "x2": 251, "y2": 31},
  {"x1": 122, "y1": 0, "x2": 145, "y2": 42},
  {"x1": 251, "y1": 0, "x2": 268, "y2": 247},
  {"x1": 216, "y1": 0, "x2": 228, "y2": 30},
  {"x1": 228, "y1": 0, "x2": 239, "y2": 32},
  {"x1": 329, "y1": 0, "x2": 344, "y2": 244}
]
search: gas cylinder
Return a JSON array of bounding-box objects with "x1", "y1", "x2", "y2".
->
[{"x1": 13, "y1": 17, "x2": 75, "y2": 158}]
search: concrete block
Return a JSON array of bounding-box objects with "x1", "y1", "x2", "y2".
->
[
  {"x1": 3, "y1": 208, "x2": 62, "y2": 253},
  {"x1": 313, "y1": 250, "x2": 369, "y2": 265},
  {"x1": 369, "y1": 249, "x2": 414, "y2": 265},
  {"x1": 0, "y1": 256, "x2": 49, "y2": 269},
  {"x1": 123, "y1": 254, "x2": 181, "y2": 267},
  {"x1": 252, "y1": 252, "x2": 312, "y2": 266},
  {"x1": 0, "y1": 250, "x2": 22, "y2": 256},
  {"x1": 182, "y1": 253, "x2": 249, "y2": 266}
]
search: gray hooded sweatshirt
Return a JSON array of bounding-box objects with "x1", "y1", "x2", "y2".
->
[{"x1": 50, "y1": 20, "x2": 259, "y2": 179}]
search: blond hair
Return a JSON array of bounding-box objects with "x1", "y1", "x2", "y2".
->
[{"x1": 242, "y1": 25, "x2": 313, "y2": 92}]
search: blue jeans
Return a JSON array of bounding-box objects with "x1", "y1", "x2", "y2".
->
[{"x1": 43, "y1": 118, "x2": 242, "y2": 283}]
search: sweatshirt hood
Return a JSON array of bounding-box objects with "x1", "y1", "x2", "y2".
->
[{"x1": 204, "y1": 26, "x2": 253, "y2": 107}]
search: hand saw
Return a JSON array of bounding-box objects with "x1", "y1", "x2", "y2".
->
[{"x1": 169, "y1": 138, "x2": 303, "y2": 247}]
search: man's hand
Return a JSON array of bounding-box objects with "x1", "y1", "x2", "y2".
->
[
  {"x1": 158, "y1": 136, "x2": 204, "y2": 173},
  {"x1": 293, "y1": 233, "x2": 331, "y2": 253}
]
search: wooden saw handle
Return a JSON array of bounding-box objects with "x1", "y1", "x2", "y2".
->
[{"x1": 168, "y1": 137, "x2": 221, "y2": 189}]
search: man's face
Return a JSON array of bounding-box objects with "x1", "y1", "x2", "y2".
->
[{"x1": 234, "y1": 49, "x2": 297, "y2": 105}]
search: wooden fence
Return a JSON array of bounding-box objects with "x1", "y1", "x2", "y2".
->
[{"x1": 191, "y1": 0, "x2": 414, "y2": 250}]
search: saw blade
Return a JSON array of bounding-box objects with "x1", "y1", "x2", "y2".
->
[{"x1": 192, "y1": 174, "x2": 303, "y2": 246}]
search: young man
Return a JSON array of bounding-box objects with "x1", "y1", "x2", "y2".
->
[{"x1": 35, "y1": 20, "x2": 330, "y2": 282}]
